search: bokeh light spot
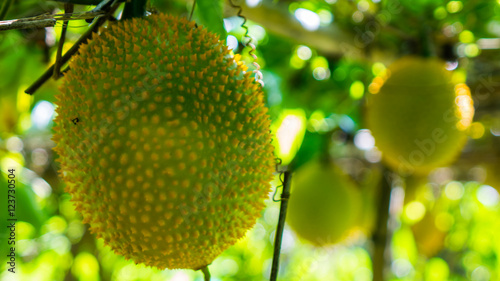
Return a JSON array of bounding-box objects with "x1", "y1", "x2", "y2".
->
[
  {"x1": 246, "y1": 0, "x2": 261, "y2": 8},
  {"x1": 313, "y1": 67, "x2": 330, "y2": 80},
  {"x1": 32, "y1": 177, "x2": 52, "y2": 198},
  {"x1": 464, "y1": 43, "x2": 480, "y2": 57},
  {"x1": 404, "y1": 201, "x2": 426, "y2": 223},
  {"x1": 31, "y1": 100, "x2": 55, "y2": 129},
  {"x1": 226, "y1": 35, "x2": 238, "y2": 51},
  {"x1": 371, "y1": 62, "x2": 386, "y2": 76},
  {"x1": 354, "y1": 129, "x2": 375, "y2": 151},
  {"x1": 459, "y1": 30, "x2": 474, "y2": 43},
  {"x1": 297, "y1": 45, "x2": 312, "y2": 60},
  {"x1": 72, "y1": 252, "x2": 100, "y2": 281},
  {"x1": 350, "y1": 80, "x2": 364, "y2": 99},
  {"x1": 317, "y1": 9, "x2": 333, "y2": 25},
  {"x1": 352, "y1": 11, "x2": 364, "y2": 23},
  {"x1": 471, "y1": 266, "x2": 491, "y2": 281},
  {"x1": 425, "y1": 257, "x2": 450, "y2": 281},
  {"x1": 434, "y1": 7, "x2": 447, "y2": 19},
  {"x1": 6, "y1": 136, "x2": 23, "y2": 152},
  {"x1": 32, "y1": 148, "x2": 49, "y2": 166},
  {"x1": 391, "y1": 258, "x2": 413, "y2": 278},
  {"x1": 447, "y1": 1, "x2": 463, "y2": 13},
  {"x1": 476, "y1": 185, "x2": 499, "y2": 207},
  {"x1": 445, "y1": 181, "x2": 464, "y2": 200},
  {"x1": 469, "y1": 122, "x2": 485, "y2": 139},
  {"x1": 295, "y1": 8, "x2": 320, "y2": 31}
]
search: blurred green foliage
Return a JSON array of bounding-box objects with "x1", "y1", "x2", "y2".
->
[{"x1": 1, "y1": 0, "x2": 500, "y2": 280}]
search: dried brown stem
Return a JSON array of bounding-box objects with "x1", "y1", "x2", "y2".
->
[{"x1": 0, "y1": 10, "x2": 107, "y2": 31}]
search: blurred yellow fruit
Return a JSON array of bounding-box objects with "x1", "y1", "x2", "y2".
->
[
  {"x1": 403, "y1": 177, "x2": 447, "y2": 257},
  {"x1": 366, "y1": 56, "x2": 474, "y2": 175},
  {"x1": 286, "y1": 160, "x2": 362, "y2": 246}
]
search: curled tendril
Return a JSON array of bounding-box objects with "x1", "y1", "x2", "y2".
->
[
  {"x1": 228, "y1": 0, "x2": 264, "y2": 86},
  {"x1": 273, "y1": 157, "x2": 285, "y2": 202}
]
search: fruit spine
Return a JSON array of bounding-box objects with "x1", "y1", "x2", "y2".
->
[{"x1": 53, "y1": 14, "x2": 275, "y2": 270}]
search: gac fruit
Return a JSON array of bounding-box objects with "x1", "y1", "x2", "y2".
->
[
  {"x1": 286, "y1": 160, "x2": 362, "y2": 246},
  {"x1": 52, "y1": 14, "x2": 274, "y2": 270},
  {"x1": 366, "y1": 56, "x2": 474, "y2": 175}
]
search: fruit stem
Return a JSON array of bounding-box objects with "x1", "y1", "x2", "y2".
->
[
  {"x1": 53, "y1": 3, "x2": 74, "y2": 79},
  {"x1": 24, "y1": 0, "x2": 121, "y2": 95},
  {"x1": 371, "y1": 166, "x2": 393, "y2": 281},
  {"x1": 188, "y1": 0, "x2": 197, "y2": 21},
  {"x1": 200, "y1": 266, "x2": 211, "y2": 281},
  {"x1": 270, "y1": 170, "x2": 292, "y2": 281}
]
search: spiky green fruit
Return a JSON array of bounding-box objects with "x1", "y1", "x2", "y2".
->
[
  {"x1": 286, "y1": 160, "x2": 362, "y2": 246},
  {"x1": 53, "y1": 14, "x2": 274, "y2": 270},
  {"x1": 366, "y1": 56, "x2": 474, "y2": 175}
]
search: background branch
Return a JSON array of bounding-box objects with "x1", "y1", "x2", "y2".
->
[
  {"x1": 223, "y1": 0, "x2": 400, "y2": 63},
  {"x1": 223, "y1": 1, "x2": 360, "y2": 58},
  {"x1": 372, "y1": 167, "x2": 393, "y2": 281},
  {"x1": 0, "y1": 9, "x2": 106, "y2": 31}
]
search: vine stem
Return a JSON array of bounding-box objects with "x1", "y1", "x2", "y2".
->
[
  {"x1": 188, "y1": 0, "x2": 196, "y2": 21},
  {"x1": 25, "y1": 0, "x2": 121, "y2": 95},
  {"x1": 372, "y1": 166, "x2": 393, "y2": 281},
  {"x1": 270, "y1": 170, "x2": 292, "y2": 281},
  {"x1": 54, "y1": 3, "x2": 74, "y2": 79},
  {"x1": 200, "y1": 266, "x2": 210, "y2": 281}
]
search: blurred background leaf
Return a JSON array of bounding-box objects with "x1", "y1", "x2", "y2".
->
[{"x1": 195, "y1": 0, "x2": 227, "y2": 39}]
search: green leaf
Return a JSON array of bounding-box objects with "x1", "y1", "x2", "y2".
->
[
  {"x1": 290, "y1": 130, "x2": 323, "y2": 171},
  {"x1": 195, "y1": 0, "x2": 226, "y2": 39},
  {"x1": 15, "y1": 184, "x2": 47, "y2": 232},
  {"x1": 0, "y1": 179, "x2": 47, "y2": 236}
]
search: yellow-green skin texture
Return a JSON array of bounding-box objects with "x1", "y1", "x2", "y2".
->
[
  {"x1": 286, "y1": 161, "x2": 361, "y2": 246},
  {"x1": 53, "y1": 14, "x2": 275, "y2": 270},
  {"x1": 366, "y1": 56, "x2": 474, "y2": 175}
]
